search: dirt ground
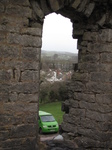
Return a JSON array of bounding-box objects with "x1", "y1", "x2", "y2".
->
[{"x1": 40, "y1": 133, "x2": 59, "y2": 141}]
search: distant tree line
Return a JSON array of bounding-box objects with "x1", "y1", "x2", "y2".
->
[{"x1": 41, "y1": 53, "x2": 78, "y2": 72}]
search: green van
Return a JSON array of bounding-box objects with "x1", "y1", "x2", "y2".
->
[{"x1": 38, "y1": 111, "x2": 59, "y2": 134}]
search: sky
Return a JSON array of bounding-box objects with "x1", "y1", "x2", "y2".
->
[{"x1": 42, "y1": 13, "x2": 78, "y2": 54}]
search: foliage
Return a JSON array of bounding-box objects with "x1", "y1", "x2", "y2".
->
[{"x1": 40, "y1": 81, "x2": 68, "y2": 103}]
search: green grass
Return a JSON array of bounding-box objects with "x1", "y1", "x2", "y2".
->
[{"x1": 39, "y1": 101, "x2": 64, "y2": 124}]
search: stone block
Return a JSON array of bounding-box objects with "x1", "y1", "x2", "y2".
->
[
  {"x1": 77, "y1": 0, "x2": 88, "y2": 12},
  {"x1": 73, "y1": 29, "x2": 84, "y2": 39},
  {"x1": 21, "y1": 70, "x2": 39, "y2": 82},
  {"x1": 0, "y1": 130, "x2": 9, "y2": 141},
  {"x1": 100, "y1": 53, "x2": 112, "y2": 63},
  {"x1": 87, "y1": 42, "x2": 112, "y2": 53},
  {"x1": 78, "y1": 62, "x2": 99, "y2": 72},
  {"x1": 98, "y1": 122, "x2": 112, "y2": 132},
  {"x1": 0, "y1": 45, "x2": 20, "y2": 59},
  {"x1": 83, "y1": 29, "x2": 112, "y2": 42},
  {"x1": 4, "y1": 102, "x2": 37, "y2": 113},
  {"x1": 69, "y1": 99, "x2": 79, "y2": 108},
  {"x1": 0, "y1": 32, "x2": 6, "y2": 43},
  {"x1": 86, "y1": 82, "x2": 112, "y2": 93},
  {"x1": 69, "y1": 81, "x2": 85, "y2": 92},
  {"x1": 61, "y1": 122, "x2": 77, "y2": 133},
  {"x1": 63, "y1": 114, "x2": 80, "y2": 126},
  {"x1": 75, "y1": 136, "x2": 110, "y2": 149},
  {"x1": 70, "y1": 108, "x2": 85, "y2": 117},
  {"x1": 7, "y1": 33, "x2": 42, "y2": 47},
  {"x1": 10, "y1": 124, "x2": 36, "y2": 138},
  {"x1": 7, "y1": 33, "x2": 22, "y2": 44},
  {"x1": 0, "y1": 70, "x2": 11, "y2": 82},
  {"x1": 21, "y1": 27, "x2": 42, "y2": 36},
  {"x1": 90, "y1": 72, "x2": 112, "y2": 82},
  {"x1": 58, "y1": 0, "x2": 65, "y2": 6},
  {"x1": 80, "y1": 118, "x2": 97, "y2": 130},
  {"x1": 0, "y1": 102, "x2": 3, "y2": 114},
  {"x1": 24, "y1": 113, "x2": 37, "y2": 124},
  {"x1": 6, "y1": 4, "x2": 32, "y2": 18},
  {"x1": 21, "y1": 61, "x2": 39, "y2": 71},
  {"x1": 0, "y1": 16, "x2": 29, "y2": 32},
  {"x1": 9, "y1": 0, "x2": 30, "y2": 6},
  {"x1": 10, "y1": 83, "x2": 39, "y2": 94},
  {"x1": 1, "y1": 137, "x2": 36, "y2": 150},
  {"x1": 0, "y1": 24, "x2": 20, "y2": 33},
  {"x1": 0, "y1": 2, "x2": 4, "y2": 12},
  {"x1": 40, "y1": 0, "x2": 51, "y2": 15},
  {"x1": 0, "y1": 114, "x2": 19, "y2": 126},
  {"x1": 79, "y1": 101, "x2": 98, "y2": 111},
  {"x1": 3, "y1": 61, "x2": 39, "y2": 71},
  {"x1": 81, "y1": 41, "x2": 88, "y2": 46},
  {"x1": 30, "y1": 0, "x2": 44, "y2": 19},
  {"x1": 74, "y1": 92, "x2": 96, "y2": 103},
  {"x1": 97, "y1": 14, "x2": 106, "y2": 27},
  {"x1": 0, "y1": 113, "x2": 37, "y2": 126},
  {"x1": 0, "y1": 93, "x2": 9, "y2": 102},
  {"x1": 98, "y1": 64, "x2": 112, "y2": 72},
  {"x1": 99, "y1": 29, "x2": 112, "y2": 42},
  {"x1": 79, "y1": 53, "x2": 99, "y2": 63},
  {"x1": 86, "y1": 110, "x2": 112, "y2": 122},
  {"x1": 0, "y1": 83, "x2": 10, "y2": 93},
  {"x1": 9, "y1": 92, "x2": 18, "y2": 102},
  {"x1": 71, "y1": 0, "x2": 81, "y2": 9},
  {"x1": 48, "y1": 0, "x2": 60, "y2": 11},
  {"x1": 21, "y1": 47, "x2": 40, "y2": 61},
  {"x1": 96, "y1": 94, "x2": 112, "y2": 105},
  {"x1": 77, "y1": 127, "x2": 112, "y2": 142},
  {"x1": 84, "y1": 2, "x2": 95, "y2": 17},
  {"x1": 83, "y1": 31, "x2": 98, "y2": 41},
  {"x1": 18, "y1": 93, "x2": 38, "y2": 103},
  {"x1": 98, "y1": 104, "x2": 112, "y2": 113},
  {"x1": 80, "y1": 101, "x2": 112, "y2": 113},
  {"x1": 72, "y1": 72, "x2": 89, "y2": 82}
]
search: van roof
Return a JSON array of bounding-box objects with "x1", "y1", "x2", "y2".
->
[{"x1": 39, "y1": 111, "x2": 51, "y2": 116}]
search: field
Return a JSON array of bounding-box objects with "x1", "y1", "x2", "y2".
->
[{"x1": 39, "y1": 101, "x2": 64, "y2": 124}]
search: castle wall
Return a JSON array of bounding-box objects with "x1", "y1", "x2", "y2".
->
[
  {"x1": 0, "y1": 0, "x2": 42, "y2": 149},
  {"x1": 0, "y1": 0, "x2": 112, "y2": 149},
  {"x1": 62, "y1": 29, "x2": 112, "y2": 149}
]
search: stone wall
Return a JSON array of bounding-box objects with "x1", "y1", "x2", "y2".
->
[
  {"x1": 0, "y1": 0, "x2": 42, "y2": 149},
  {"x1": 62, "y1": 29, "x2": 112, "y2": 149},
  {"x1": 0, "y1": 0, "x2": 112, "y2": 149}
]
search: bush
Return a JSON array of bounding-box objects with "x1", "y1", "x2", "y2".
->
[{"x1": 40, "y1": 81, "x2": 67, "y2": 104}]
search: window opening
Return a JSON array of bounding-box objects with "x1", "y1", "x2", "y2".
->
[{"x1": 39, "y1": 13, "x2": 78, "y2": 134}]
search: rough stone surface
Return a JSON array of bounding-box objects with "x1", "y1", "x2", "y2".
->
[{"x1": 0, "y1": 0, "x2": 112, "y2": 149}]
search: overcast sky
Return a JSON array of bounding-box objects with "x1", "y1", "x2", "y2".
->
[{"x1": 42, "y1": 13, "x2": 78, "y2": 54}]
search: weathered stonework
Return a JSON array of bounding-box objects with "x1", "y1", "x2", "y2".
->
[
  {"x1": 0, "y1": 0, "x2": 112, "y2": 149},
  {"x1": 0, "y1": 0, "x2": 42, "y2": 149}
]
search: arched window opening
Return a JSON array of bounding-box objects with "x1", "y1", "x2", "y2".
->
[{"x1": 39, "y1": 13, "x2": 78, "y2": 134}]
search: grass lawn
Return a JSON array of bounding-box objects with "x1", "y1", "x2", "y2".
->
[{"x1": 39, "y1": 101, "x2": 64, "y2": 124}]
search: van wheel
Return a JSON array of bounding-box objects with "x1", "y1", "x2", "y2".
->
[{"x1": 39, "y1": 128, "x2": 43, "y2": 134}]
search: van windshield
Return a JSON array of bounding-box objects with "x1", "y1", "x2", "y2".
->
[{"x1": 40, "y1": 115, "x2": 55, "y2": 122}]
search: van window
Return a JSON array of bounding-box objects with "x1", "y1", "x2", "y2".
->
[{"x1": 40, "y1": 115, "x2": 55, "y2": 122}]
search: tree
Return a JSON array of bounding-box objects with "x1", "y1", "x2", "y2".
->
[{"x1": 53, "y1": 54, "x2": 58, "y2": 60}]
